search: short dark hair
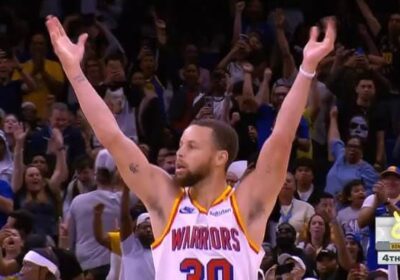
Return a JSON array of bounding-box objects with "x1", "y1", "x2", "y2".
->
[
  {"x1": 9, "y1": 209, "x2": 34, "y2": 236},
  {"x1": 50, "y1": 102, "x2": 69, "y2": 114},
  {"x1": 104, "y1": 52, "x2": 125, "y2": 66},
  {"x1": 74, "y1": 155, "x2": 94, "y2": 172},
  {"x1": 342, "y1": 179, "x2": 364, "y2": 205},
  {"x1": 96, "y1": 168, "x2": 114, "y2": 185},
  {"x1": 191, "y1": 119, "x2": 239, "y2": 168},
  {"x1": 294, "y1": 157, "x2": 315, "y2": 173},
  {"x1": 313, "y1": 192, "x2": 334, "y2": 207},
  {"x1": 354, "y1": 71, "x2": 375, "y2": 88}
]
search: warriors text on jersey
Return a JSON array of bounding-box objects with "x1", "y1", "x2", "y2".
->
[{"x1": 151, "y1": 186, "x2": 264, "y2": 280}]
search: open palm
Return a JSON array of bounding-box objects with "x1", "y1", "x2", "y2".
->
[
  {"x1": 46, "y1": 16, "x2": 88, "y2": 68},
  {"x1": 303, "y1": 18, "x2": 336, "y2": 68}
]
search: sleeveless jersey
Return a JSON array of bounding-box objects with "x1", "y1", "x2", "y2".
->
[{"x1": 151, "y1": 186, "x2": 264, "y2": 280}]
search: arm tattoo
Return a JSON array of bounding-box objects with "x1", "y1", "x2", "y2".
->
[
  {"x1": 129, "y1": 163, "x2": 139, "y2": 174},
  {"x1": 73, "y1": 74, "x2": 86, "y2": 83}
]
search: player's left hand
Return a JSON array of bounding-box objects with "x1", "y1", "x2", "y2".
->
[{"x1": 302, "y1": 17, "x2": 336, "y2": 72}]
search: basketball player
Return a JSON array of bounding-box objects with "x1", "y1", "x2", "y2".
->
[{"x1": 46, "y1": 16, "x2": 335, "y2": 279}]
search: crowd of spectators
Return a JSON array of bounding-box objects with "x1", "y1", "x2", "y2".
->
[{"x1": 0, "y1": 0, "x2": 400, "y2": 279}]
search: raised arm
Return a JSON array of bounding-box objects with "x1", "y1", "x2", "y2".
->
[
  {"x1": 236, "y1": 20, "x2": 336, "y2": 245},
  {"x1": 45, "y1": 16, "x2": 178, "y2": 221},
  {"x1": 93, "y1": 203, "x2": 112, "y2": 250},
  {"x1": 120, "y1": 186, "x2": 133, "y2": 241},
  {"x1": 11, "y1": 123, "x2": 27, "y2": 193},
  {"x1": 232, "y1": 2, "x2": 245, "y2": 45},
  {"x1": 48, "y1": 128, "x2": 68, "y2": 193},
  {"x1": 274, "y1": 9, "x2": 297, "y2": 79},
  {"x1": 355, "y1": 0, "x2": 382, "y2": 37},
  {"x1": 255, "y1": 68, "x2": 272, "y2": 106}
]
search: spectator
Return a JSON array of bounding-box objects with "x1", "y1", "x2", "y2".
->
[
  {"x1": 337, "y1": 180, "x2": 369, "y2": 254},
  {"x1": 0, "y1": 228, "x2": 23, "y2": 279},
  {"x1": 293, "y1": 157, "x2": 322, "y2": 205},
  {"x1": 326, "y1": 106, "x2": 379, "y2": 197},
  {"x1": 27, "y1": 103, "x2": 86, "y2": 166},
  {"x1": 12, "y1": 124, "x2": 66, "y2": 240},
  {"x1": 2, "y1": 114, "x2": 18, "y2": 152},
  {"x1": 3, "y1": 209, "x2": 34, "y2": 239},
  {"x1": 160, "y1": 150, "x2": 176, "y2": 175},
  {"x1": 63, "y1": 155, "x2": 95, "y2": 220},
  {"x1": 0, "y1": 180, "x2": 13, "y2": 228},
  {"x1": 0, "y1": 50, "x2": 36, "y2": 116},
  {"x1": 21, "y1": 248, "x2": 60, "y2": 280},
  {"x1": 314, "y1": 193, "x2": 335, "y2": 217},
  {"x1": 358, "y1": 166, "x2": 400, "y2": 270},
  {"x1": 268, "y1": 172, "x2": 314, "y2": 243},
  {"x1": 0, "y1": 131, "x2": 13, "y2": 184},
  {"x1": 68, "y1": 149, "x2": 121, "y2": 277},
  {"x1": 179, "y1": 44, "x2": 210, "y2": 91},
  {"x1": 12, "y1": 32, "x2": 65, "y2": 121}
]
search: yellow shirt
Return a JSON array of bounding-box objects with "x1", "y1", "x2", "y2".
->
[
  {"x1": 108, "y1": 231, "x2": 122, "y2": 256},
  {"x1": 13, "y1": 59, "x2": 64, "y2": 120}
]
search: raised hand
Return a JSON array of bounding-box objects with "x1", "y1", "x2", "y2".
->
[
  {"x1": 302, "y1": 18, "x2": 336, "y2": 72},
  {"x1": 46, "y1": 16, "x2": 88, "y2": 69},
  {"x1": 273, "y1": 8, "x2": 285, "y2": 28},
  {"x1": 330, "y1": 105, "x2": 338, "y2": 119},
  {"x1": 235, "y1": 1, "x2": 246, "y2": 14},
  {"x1": 13, "y1": 122, "x2": 28, "y2": 143},
  {"x1": 263, "y1": 67, "x2": 272, "y2": 81},
  {"x1": 155, "y1": 19, "x2": 166, "y2": 29},
  {"x1": 242, "y1": 62, "x2": 254, "y2": 73}
]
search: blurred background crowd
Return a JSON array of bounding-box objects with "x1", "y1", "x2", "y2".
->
[{"x1": 0, "y1": 0, "x2": 400, "y2": 279}]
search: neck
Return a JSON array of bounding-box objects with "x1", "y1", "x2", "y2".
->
[
  {"x1": 297, "y1": 182, "x2": 312, "y2": 192},
  {"x1": 97, "y1": 183, "x2": 113, "y2": 191},
  {"x1": 189, "y1": 171, "x2": 228, "y2": 210},
  {"x1": 279, "y1": 195, "x2": 293, "y2": 206},
  {"x1": 351, "y1": 202, "x2": 362, "y2": 209},
  {"x1": 5, "y1": 251, "x2": 19, "y2": 260},
  {"x1": 311, "y1": 236, "x2": 323, "y2": 248},
  {"x1": 356, "y1": 98, "x2": 371, "y2": 108}
]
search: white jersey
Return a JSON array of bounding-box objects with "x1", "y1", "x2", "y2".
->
[{"x1": 151, "y1": 186, "x2": 264, "y2": 280}]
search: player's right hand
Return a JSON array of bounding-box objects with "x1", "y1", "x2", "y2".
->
[{"x1": 46, "y1": 15, "x2": 88, "y2": 69}]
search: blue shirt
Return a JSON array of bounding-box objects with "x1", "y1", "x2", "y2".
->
[
  {"x1": 256, "y1": 104, "x2": 309, "y2": 150},
  {"x1": 0, "y1": 180, "x2": 13, "y2": 228},
  {"x1": 326, "y1": 139, "x2": 379, "y2": 196},
  {"x1": 0, "y1": 80, "x2": 23, "y2": 115}
]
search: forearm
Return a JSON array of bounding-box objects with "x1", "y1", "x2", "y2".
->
[
  {"x1": 11, "y1": 142, "x2": 24, "y2": 192},
  {"x1": 0, "y1": 197, "x2": 13, "y2": 214},
  {"x1": 360, "y1": 32, "x2": 380, "y2": 55},
  {"x1": 276, "y1": 28, "x2": 296, "y2": 78},
  {"x1": 242, "y1": 72, "x2": 255, "y2": 99},
  {"x1": 93, "y1": 213, "x2": 111, "y2": 249},
  {"x1": 217, "y1": 51, "x2": 235, "y2": 70},
  {"x1": 331, "y1": 219, "x2": 355, "y2": 270},
  {"x1": 328, "y1": 116, "x2": 340, "y2": 143},
  {"x1": 120, "y1": 188, "x2": 133, "y2": 241},
  {"x1": 355, "y1": 0, "x2": 381, "y2": 37},
  {"x1": 256, "y1": 76, "x2": 270, "y2": 106},
  {"x1": 376, "y1": 131, "x2": 385, "y2": 164},
  {"x1": 17, "y1": 68, "x2": 37, "y2": 91},
  {"x1": 232, "y1": 12, "x2": 242, "y2": 45},
  {"x1": 50, "y1": 149, "x2": 68, "y2": 191}
]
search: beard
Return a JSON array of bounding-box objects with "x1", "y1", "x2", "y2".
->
[
  {"x1": 138, "y1": 234, "x2": 154, "y2": 248},
  {"x1": 173, "y1": 164, "x2": 210, "y2": 187}
]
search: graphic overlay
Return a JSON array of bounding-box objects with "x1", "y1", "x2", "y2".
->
[{"x1": 376, "y1": 211, "x2": 400, "y2": 264}]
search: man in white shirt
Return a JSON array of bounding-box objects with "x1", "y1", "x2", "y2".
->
[{"x1": 293, "y1": 158, "x2": 321, "y2": 206}]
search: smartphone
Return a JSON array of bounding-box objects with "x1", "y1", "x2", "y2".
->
[
  {"x1": 276, "y1": 262, "x2": 295, "y2": 276},
  {"x1": 355, "y1": 47, "x2": 365, "y2": 56}
]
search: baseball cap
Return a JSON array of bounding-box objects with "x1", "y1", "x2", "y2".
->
[
  {"x1": 380, "y1": 166, "x2": 400, "y2": 178},
  {"x1": 94, "y1": 149, "x2": 116, "y2": 173},
  {"x1": 136, "y1": 213, "x2": 150, "y2": 226},
  {"x1": 316, "y1": 249, "x2": 337, "y2": 261},
  {"x1": 278, "y1": 253, "x2": 306, "y2": 271}
]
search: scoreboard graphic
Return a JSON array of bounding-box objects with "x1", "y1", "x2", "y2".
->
[{"x1": 376, "y1": 212, "x2": 400, "y2": 264}]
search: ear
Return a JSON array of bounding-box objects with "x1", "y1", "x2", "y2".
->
[{"x1": 215, "y1": 150, "x2": 229, "y2": 168}]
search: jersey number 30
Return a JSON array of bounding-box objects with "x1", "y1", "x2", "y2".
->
[{"x1": 180, "y1": 258, "x2": 233, "y2": 280}]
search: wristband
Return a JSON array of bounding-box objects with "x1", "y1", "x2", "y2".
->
[{"x1": 299, "y1": 65, "x2": 316, "y2": 79}]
